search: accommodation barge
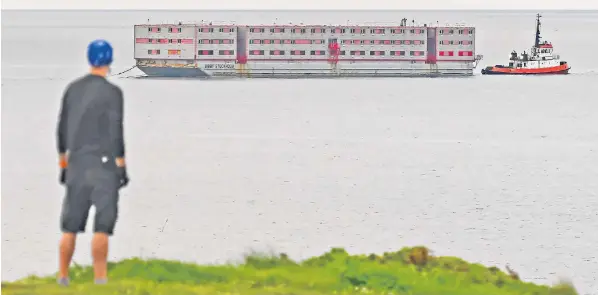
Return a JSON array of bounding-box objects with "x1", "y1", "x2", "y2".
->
[{"x1": 134, "y1": 19, "x2": 483, "y2": 78}]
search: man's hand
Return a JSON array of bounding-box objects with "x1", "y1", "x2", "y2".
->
[
  {"x1": 116, "y1": 157, "x2": 129, "y2": 188},
  {"x1": 59, "y1": 153, "x2": 68, "y2": 185}
]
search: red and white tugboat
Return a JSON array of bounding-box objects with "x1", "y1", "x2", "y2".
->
[{"x1": 482, "y1": 14, "x2": 570, "y2": 75}]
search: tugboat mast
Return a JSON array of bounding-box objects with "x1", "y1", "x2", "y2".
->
[{"x1": 534, "y1": 13, "x2": 542, "y2": 47}]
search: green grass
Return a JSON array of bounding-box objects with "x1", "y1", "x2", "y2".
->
[{"x1": 1, "y1": 246, "x2": 578, "y2": 295}]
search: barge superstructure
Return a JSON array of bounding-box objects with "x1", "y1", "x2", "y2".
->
[{"x1": 134, "y1": 19, "x2": 483, "y2": 78}]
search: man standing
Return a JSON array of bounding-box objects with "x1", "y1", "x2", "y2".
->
[{"x1": 56, "y1": 39, "x2": 129, "y2": 286}]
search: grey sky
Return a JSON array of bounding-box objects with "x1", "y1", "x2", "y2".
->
[{"x1": 2, "y1": 0, "x2": 598, "y2": 10}]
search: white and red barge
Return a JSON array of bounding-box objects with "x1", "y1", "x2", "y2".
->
[{"x1": 133, "y1": 19, "x2": 483, "y2": 78}]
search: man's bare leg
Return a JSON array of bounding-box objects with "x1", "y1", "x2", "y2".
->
[
  {"x1": 91, "y1": 232, "x2": 109, "y2": 283},
  {"x1": 58, "y1": 232, "x2": 76, "y2": 284}
]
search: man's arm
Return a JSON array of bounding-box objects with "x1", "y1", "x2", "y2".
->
[
  {"x1": 109, "y1": 88, "x2": 126, "y2": 167},
  {"x1": 57, "y1": 88, "x2": 69, "y2": 168}
]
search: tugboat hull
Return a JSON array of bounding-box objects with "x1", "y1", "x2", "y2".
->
[{"x1": 481, "y1": 64, "x2": 570, "y2": 75}]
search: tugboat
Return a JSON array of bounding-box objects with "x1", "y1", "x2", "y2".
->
[{"x1": 481, "y1": 14, "x2": 570, "y2": 75}]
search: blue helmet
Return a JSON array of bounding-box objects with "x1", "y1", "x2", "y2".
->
[{"x1": 87, "y1": 39, "x2": 113, "y2": 67}]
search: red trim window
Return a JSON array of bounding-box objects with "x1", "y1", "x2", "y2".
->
[
  {"x1": 269, "y1": 50, "x2": 286, "y2": 55},
  {"x1": 272, "y1": 39, "x2": 282, "y2": 44},
  {"x1": 310, "y1": 50, "x2": 326, "y2": 56},
  {"x1": 363, "y1": 40, "x2": 372, "y2": 45},
  {"x1": 390, "y1": 51, "x2": 406, "y2": 56},
  {"x1": 197, "y1": 50, "x2": 214, "y2": 55},
  {"x1": 148, "y1": 39, "x2": 157, "y2": 44},
  {"x1": 181, "y1": 39, "x2": 194, "y2": 44},
  {"x1": 369, "y1": 50, "x2": 385, "y2": 56},
  {"x1": 198, "y1": 39, "x2": 211, "y2": 44},
  {"x1": 271, "y1": 28, "x2": 285, "y2": 33},
  {"x1": 294, "y1": 39, "x2": 311, "y2": 45},
  {"x1": 410, "y1": 51, "x2": 424, "y2": 56},
  {"x1": 219, "y1": 50, "x2": 235, "y2": 55},
  {"x1": 168, "y1": 49, "x2": 181, "y2": 55},
  {"x1": 439, "y1": 51, "x2": 454, "y2": 57},
  {"x1": 403, "y1": 40, "x2": 411, "y2": 45},
  {"x1": 439, "y1": 40, "x2": 453, "y2": 45},
  {"x1": 135, "y1": 38, "x2": 149, "y2": 43},
  {"x1": 147, "y1": 49, "x2": 161, "y2": 55},
  {"x1": 283, "y1": 39, "x2": 292, "y2": 44},
  {"x1": 311, "y1": 28, "x2": 325, "y2": 33},
  {"x1": 250, "y1": 39, "x2": 263, "y2": 44},
  {"x1": 458, "y1": 51, "x2": 473, "y2": 56},
  {"x1": 459, "y1": 40, "x2": 472, "y2": 45},
  {"x1": 390, "y1": 28, "x2": 405, "y2": 34},
  {"x1": 263, "y1": 39, "x2": 272, "y2": 44},
  {"x1": 249, "y1": 28, "x2": 266, "y2": 33},
  {"x1": 148, "y1": 27, "x2": 161, "y2": 33},
  {"x1": 350, "y1": 50, "x2": 365, "y2": 56},
  {"x1": 371, "y1": 28, "x2": 385, "y2": 34},
  {"x1": 313, "y1": 39, "x2": 325, "y2": 44},
  {"x1": 342, "y1": 40, "x2": 351, "y2": 44},
  {"x1": 249, "y1": 50, "x2": 265, "y2": 55},
  {"x1": 219, "y1": 28, "x2": 235, "y2": 33},
  {"x1": 393, "y1": 40, "x2": 402, "y2": 45},
  {"x1": 159, "y1": 39, "x2": 168, "y2": 44},
  {"x1": 290, "y1": 50, "x2": 306, "y2": 56},
  {"x1": 413, "y1": 40, "x2": 424, "y2": 45},
  {"x1": 332, "y1": 28, "x2": 345, "y2": 34},
  {"x1": 199, "y1": 28, "x2": 214, "y2": 33}
]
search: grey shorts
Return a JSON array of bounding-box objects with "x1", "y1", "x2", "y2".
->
[{"x1": 60, "y1": 166, "x2": 120, "y2": 235}]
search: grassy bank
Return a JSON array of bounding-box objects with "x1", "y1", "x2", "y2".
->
[{"x1": 1, "y1": 246, "x2": 577, "y2": 295}]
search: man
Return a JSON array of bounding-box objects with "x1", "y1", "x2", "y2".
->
[{"x1": 56, "y1": 39, "x2": 129, "y2": 286}]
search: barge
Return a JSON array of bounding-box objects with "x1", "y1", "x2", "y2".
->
[{"x1": 133, "y1": 18, "x2": 483, "y2": 78}]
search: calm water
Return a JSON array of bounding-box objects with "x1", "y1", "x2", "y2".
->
[{"x1": 2, "y1": 10, "x2": 598, "y2": 294}]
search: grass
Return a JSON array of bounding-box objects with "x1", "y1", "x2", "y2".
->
[{"x1": 1, "y1": 246, "x2": 579, "y2": 295}]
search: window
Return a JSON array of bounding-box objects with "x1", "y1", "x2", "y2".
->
[
  {"x1": 300, "y1": 29, "x2": 307, "y2": 34},
  {"x1": 148, "y1": 27, "x2": 161, "y2": 32},
  {"x1": 219, "y1": 28, "x2": 234, "y2": 33},
  {"x1": 410, "y1": 29, "x2": 415, "y2": 33},
  {"x1": 168, "y1": 49, "x2": 181, "y2": 55},
  {"x1": 249, "y1": 28, "x2": 265, "y2": 33},
  {"x1": 311, "y1": 28, "x2": 326, "y2": 33},
  {"x1": 332, "y1": 28, "x2": 346, "y2": 34},
  {"x1": 371, "y1": 28, "x2": 385, "y2": 34},
  {"x1": 459, "y1": 40, "x2": 472, "y2": 45},
  {"x1": 350, "y1": 50, "x2": 365, "y2": 56},
  {"x1": 219, "y1": 50, "x2": 235, "y2": 55},
  {"x1": 310, "y1": 50, "x2": 326, "y2": 56},
  {"x1": 249, "y1": 50, "x2": 265, "y2": 55},
  {"x1": 250, "y1": 39, "x2": 262, "y2": 44},
  {"x1": 458, "y1": 51, "x2": 473, "y2": 56},
  {"x1": 291, "y1": 29, "x2": 297, "y2": 33},
  {"x1": 290, "y1": 50, "x2": 306, "y2": 56},
  {"x1": 197, "y1": 50, "x2": 214, "y2": 55},
  {"x1": 177, "y1": 39, "x2": 181, "y2": 44},
  {"x1": 369, "y1": 51, "x2": 385, "y2": 56},
  {"x1": 391, "y1": 29, "x2": 405, "y2": 34},
  {"x1": 448, "y1": 29, "x2": 454, "y2": 34},
  {"x1": 410, "y1": 51, "x2": 424, "y2": 56},
  {"x1": 271, "y1": 28, "x2": 285, "y2": 33},
  {"x1": 270, "y1": 50, "x2": 285, "y2": 55},
  {"x1": 147, "y1": 49, "x2": 160, "y2": 55},
  {"x1": 404, "y1": 40, "x2": 411, "y2": 45},
  {"x1": 393, "y1": 40, "x2": 401, "y2": 45},
  {"x1": 439, "y1": 51, "x2": 454, "y2": 56},
  {"x1": 199, "y1": 28, "x2": 214, "y2": 33},
  {"x1": 390, "y1": 51, "x2": 406, "y2": 56}
]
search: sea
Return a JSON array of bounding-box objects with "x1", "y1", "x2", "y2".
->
[{"x1": 1, "y1": 9, "x2": 597, "y2": 295}]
